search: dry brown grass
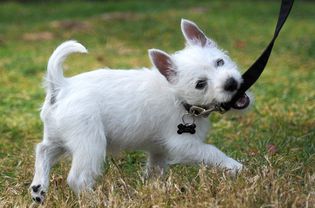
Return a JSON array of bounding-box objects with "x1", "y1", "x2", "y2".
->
[{"x1": 1, "y1": 156, "x2": 315, "y2": 207}]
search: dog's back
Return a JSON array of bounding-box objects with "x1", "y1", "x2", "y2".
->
[{"x1": 41, "y1": 41, "x2": 181, "y2": 153}]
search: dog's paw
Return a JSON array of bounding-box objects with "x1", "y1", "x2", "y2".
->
[
  {"x1": 30, "y1": 184, "x2": 46, "y2": 204},
  {"x1": 222, "y1": 158, "x2": 243, "y2": 176}
]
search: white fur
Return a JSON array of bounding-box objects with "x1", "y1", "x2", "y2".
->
[{"x1": 30, "y1": 19, "x2": 251, "y2": 203}]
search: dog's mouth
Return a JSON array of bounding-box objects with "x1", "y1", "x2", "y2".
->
[
  {"x1": 185, "y1": 93, "x2": 250, "y2": 115},
  {"x1": 231, "y1": 93, "x2": 250, "y2": 110}
]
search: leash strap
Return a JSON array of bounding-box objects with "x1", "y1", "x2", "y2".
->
[{"x1": 222, "y1": 0, "x2": 294, "y2": 110}]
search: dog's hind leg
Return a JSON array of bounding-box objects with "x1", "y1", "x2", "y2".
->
[
  {"x1": 30, "y1": 139, "x2": 65, "y2": 204},
  {"x1": 66, "y1": 125, "x2": 106, "y2": 195}
]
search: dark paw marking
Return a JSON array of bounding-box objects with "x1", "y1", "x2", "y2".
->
[
  {"x1": 35, "y1": 197, "x2": 41, "y2": 203},
  {"x1": 32, "y1": 197, "x2": 42, "y2": 203},
  {"x1": 31, "y1": 184, "x2": 41, "y2": 193},
  {"x1": 31, "y1": 184, "x2": 45, "y2": 204}
]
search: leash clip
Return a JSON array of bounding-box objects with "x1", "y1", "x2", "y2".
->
[{"x1": 189, "y1": 105, "x2": 226, "y2": 117}]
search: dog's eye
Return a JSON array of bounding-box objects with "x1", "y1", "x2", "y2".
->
[
  {"x1": 195, "y1": 80, "x2": 207, "y2": 89},
  {"x1": 216, "y1": 58, "x2": 224, "y2": 67}
]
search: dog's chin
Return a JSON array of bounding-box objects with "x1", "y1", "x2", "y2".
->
[
  {"x1": 231, "y1": 93, "x2": 250, "y2": 110},
  {"x1": 225, "y1": 92, "x2": 254, "y2": 115}
]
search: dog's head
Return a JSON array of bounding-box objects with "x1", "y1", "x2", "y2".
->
[{"x1": 149, "y1": 19, "x2": 251, "y2": 110}]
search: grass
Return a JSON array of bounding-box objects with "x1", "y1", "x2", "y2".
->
[{"x1": 0, "y1": 0, "x2": 314, "y2": 207}]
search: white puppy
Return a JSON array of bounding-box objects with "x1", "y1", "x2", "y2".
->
[{"x1": 30, "y1": 19, "x2": 251, "y2": 203}]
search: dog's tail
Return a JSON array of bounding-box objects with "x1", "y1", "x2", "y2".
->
[{"x1": 45, "y1": 40, "x2": 87, "y2": 103}]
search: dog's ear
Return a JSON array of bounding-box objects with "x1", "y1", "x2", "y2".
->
[
  {"x1": 148, "y1": 49, "x2": 176, "y2": 82},
  {"x1": 181, "y1": 19, "x2": 212, "y2": 47}
]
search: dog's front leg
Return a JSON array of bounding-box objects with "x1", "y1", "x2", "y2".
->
[
  {"x1": 167, "y1": 136, "x2": 243, "y2": 174},
  {"x1": 145, "y1": 153, "x2": 168, "y2": 178}
]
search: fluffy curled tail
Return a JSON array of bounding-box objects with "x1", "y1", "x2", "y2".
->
[{"x1": 45, "y1": 40, "x2": 87, "y2": 103}]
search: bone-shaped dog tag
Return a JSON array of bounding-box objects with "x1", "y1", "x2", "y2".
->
[{"x1": 177, "y1": 123, "x2": 196, "y2": 134}]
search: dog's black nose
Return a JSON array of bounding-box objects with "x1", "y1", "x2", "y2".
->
[{"x1": 224, "y1": 77, "x2": 238, "y2": 92}]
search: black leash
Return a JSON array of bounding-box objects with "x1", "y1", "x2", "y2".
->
[
  {"x1": 221, "y1": 0, "x2": 295, "y2": 111},
  {"x1": 178, "y1": 0, "x2": 294, "y2": 134}
]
